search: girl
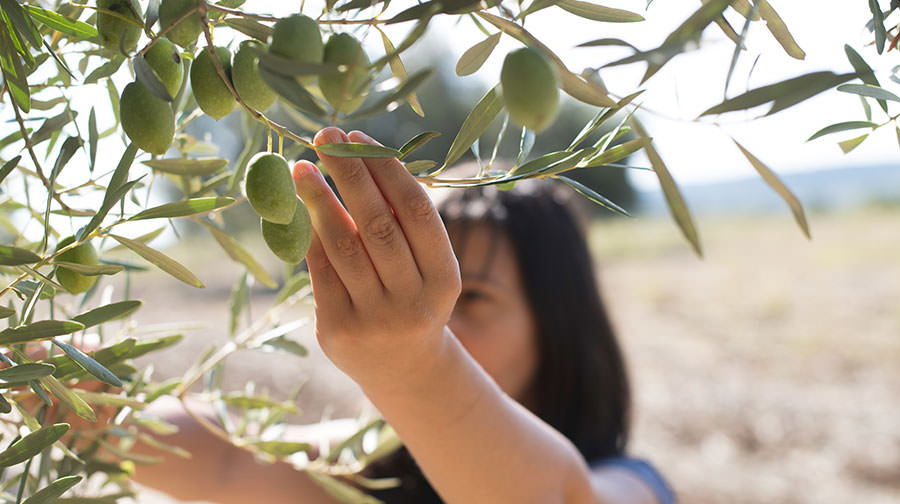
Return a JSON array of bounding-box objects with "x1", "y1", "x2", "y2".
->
[{"x1": 133, "y1": 127, "x2": 675, "y2": 504}]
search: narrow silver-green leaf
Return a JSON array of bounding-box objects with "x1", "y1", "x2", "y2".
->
[
  {"x1": 51, "y1": 262, "x2": 123, "y2": 276},
  {"x1": 869, "y1": 0, "x2": 886, "y2": 53},
  {"x1": 398, "y1": 131, "x2": 440, "y2": 160},
  {"x1": 343, "y1": 68, "x2": 432, "y2": 121},
  {"x1": 456, "y1": 32, "x2": 501, "y2": 76},
  {"x1": 109, "y1": 234, "x2": 205, "y2": 288},
  {"x1": 260, "y1": 335, "x2": 309, "y2": 357},
  {"x1": 733, "y1": 139, "x2": 810, "y2": 239},
  {"x1": 757, "y1": 0, "x2": 804, "y2": 59},
  {"x1": 23, "y1": 5, "x2": 96, "y2": 38},
  {"x1": 0, "y1": 320, "x2": 85, "y2": 346},
  {"x1": 0, "y1": 363, "x2": 55, "y2": 382},
  {"x1": 129, "y1": 197, "x2": 234, "y2": 221},
  {"x1": 807, "y1": 121, "x2": 877, "y2": 141},
  {"x1": 72, "y1": 390, "x2": 143, "y2": 408},
  {"x1": 275, "y1": 271, "x2": 311, "y2": 305},
  {"x1": 253, "y1": 440, "x2": 312, "y2": 457},
  {"x1": 82, "y1": 143, "x2": 139, "y2": 237},
  {"x1": 0, "y1": 155, "x2": 20, "y2": 184},
  {"x1": 405, "y1": 160, "x2": 436, "y2": 174},
  {"x1": 88, "y1": 108, "x2": 98, "y2": 171},
  {"x1": 257, "y1": 65, "x2": 328, "y2": 118},
  {"x1": 701, "y1": 72, "x2": 855, "y2": 116},
  {"x1": 837, "y1": 83, "x2": 900, "y2": 102},
  {"x1": 40, "y1": 375, "x2": 97, "y2": 421},
  {"x1": 202, "y1": 222, "x2": 277, "y2": 289},
  {"x1": 844, "y1": 44, "x2": 887, "y2": 113},
  {"x1": 580, "y1": 137, "x2": 649, "y2": 168},
  {"x1": 0, "y1": 306, "x2": 14, "y2": 319},
  {"x1": 440, "y1": 85, "x2": 503, "y2": 172},
  {"x1": 380, "y1": 30, "x2": 424, "y2": 116},
  {"x1": 553, "y1": 176, "x2": 630, "y2": 216},
  {"x1": 0, "y1": 424, "x2": 69, "y2": 467},
  {"x1": 0, "y1": 245, "x2": 41, "y2": 266},
  {"x1": 557, "y1": 0, "x2": 643, "y2": 22},
  {"x1": 838, "y1": 134, "x2": 868, "y2": 153},
  {"x1": 142, "y1": 158, "x2": 228, "y2": 176},
  {"x1": 316, "y1": 143, "x2": 402, "y2": 159},
  {"x1": 229, "y1": 272, "x2": 248, "y2": 337},
  {"x1": 630, "y1": 118, "x2": 702, "y2": 257},
  {"x1": 21, "y1": 475, "x2": 83, "y2": 504},
  {"x1": 223, "y1": 18, "x2": 272, "y2": 41},
  {"x1": 72, "y1": 300, "x2": 142, "y2": 329}
]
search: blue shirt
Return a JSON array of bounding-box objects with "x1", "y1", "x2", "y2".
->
[{"x1": 591, "y1": 457, "x2": 677, "y2": 504}]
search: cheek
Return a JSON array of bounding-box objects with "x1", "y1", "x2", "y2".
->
[{"x1": 449, "y1": 308, "x2": 539, "y2": 401}]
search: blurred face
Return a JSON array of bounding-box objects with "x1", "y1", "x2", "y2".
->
[{"x1": 447, "y1": 224, "x2": 539, "y2": 406}]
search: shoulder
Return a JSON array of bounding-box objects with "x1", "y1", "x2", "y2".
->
[{"x1": 589, "y1": 456, "x2": 677, "y2": 504}]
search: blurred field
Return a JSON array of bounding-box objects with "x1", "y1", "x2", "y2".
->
[{"x1": 127, "y1": 204, "x2": 900, "y2": 504}]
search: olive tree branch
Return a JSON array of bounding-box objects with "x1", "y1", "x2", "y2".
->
[{"x1": 199, "y1": 20, "x2": 316, "y2": 150}]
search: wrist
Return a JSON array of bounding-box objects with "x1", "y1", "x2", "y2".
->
[{"x1": 358, "y1": 326, "x2": 456, "y2": 406}]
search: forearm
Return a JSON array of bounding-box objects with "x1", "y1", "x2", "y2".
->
[
  {"x1": 362, "y1": 327, "x2": 597, "y2": 504},
  {"x1": 130, "y1": 397, "x2": 338, "y2": 504}
]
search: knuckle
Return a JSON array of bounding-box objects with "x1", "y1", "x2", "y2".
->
[
  {"x1": 339, "y1": 162, "x2": 368, "y2": 185},
  {"x1": 363, "y1": 214, "x2": 398, "y2": 247},
  {"x1": 406, "y1": 194, "x2": 435, "y2": 221},
  {"x1": 335, "y1": 235, "x2": 363, "y2": 258}
]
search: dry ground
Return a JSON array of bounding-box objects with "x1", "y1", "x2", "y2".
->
[{"x1": 122, "y1": 204, "x2": 899, "y2": 504}]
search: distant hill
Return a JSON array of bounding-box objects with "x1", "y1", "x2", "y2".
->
[{"x1": 634, "y1": 163, "x2": 900, "y2": 216}]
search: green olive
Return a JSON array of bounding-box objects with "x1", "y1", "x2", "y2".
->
[
  {"x1": 191, "y1": 46, "x2": 235, "y2": 120},
  {"x1": 96, "y1": 0, "x2": 142, "y2": 54},
  {"x1": 233, "y1": 40, "x2": 276, "y2": 111},
  {"x1": 144, "y1": 38, "x2": 183, "y2": 98},
  {"x1": 244, "y1": 152, "x2": 297, "y2": 225},
  {"x1": 500, "y1": 47, "x2": 560, "y2": 133},
  {"x1": 120, "y1": 81, "x2": 175, "y2": 154},
  {"x1": 320, "y1": 33, "x2": 370, "y2": 114},
  {"x1": 268, "y1": 14, "x2": 323, "y2": 84},
  {"x1": 55, "y1": 236, "x2": 99, "y2": 294},
  {"x1": 158, "y1": 0, "x2": 204, "y2": 48},
  {"x1": 261, "y1": 199, "x2": 312, "y2": 264}
]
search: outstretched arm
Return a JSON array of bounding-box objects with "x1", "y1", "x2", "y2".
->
[{"x1": 294, "y1": 127, "x2": 606, "y2": 503}]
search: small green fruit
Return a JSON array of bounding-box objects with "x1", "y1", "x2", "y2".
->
[
  {"x1": 55, "y1": 236, "x2": 99, "y2": 294},
  {"x1": 159, "y1": 0, "x2": 204, "y2": 48},
  {"x1": 245, "y1": 152, "x2": 297, "y2": 225},
  {"x1": 269, "y1": 14, "x2": 323, "y2": 84},
  {"x1": 500, "y1": 47, "x2": 560, "y2": 133},
  {"x1": 320, "y1": 33, "x2": 370, "y2": 114},
  {"x1": 191, "y1": 46, "x2": 235, "y2": 120},
  {"x1": 261, "y1": 199, "x2": 312, "y2": 264},
  {"x1": 144, "y1": 38, "x2": 183, "y2": 98},
  {"x1": 96, "y1": 0, "x2": 142, "y2": 54},
  {"x1": 120, "y1": 81, "x2": 175, "y2": 154},
  {"x1": 233, "y1": 40, "x2": 276, "y2": 111}
]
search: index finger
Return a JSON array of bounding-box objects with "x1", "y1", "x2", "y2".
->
[{"x1": 346, "y1": 130, "x2": 459, "y2": 285}]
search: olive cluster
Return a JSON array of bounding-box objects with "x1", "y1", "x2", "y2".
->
[
  {"x1": 244, "y1": 153, "x2": 312, "y2": 264},
  {"x1": 97, "y1": 2, "x2": 372, "y2": 155}
]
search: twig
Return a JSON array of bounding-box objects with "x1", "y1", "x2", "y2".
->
[{"x1": 6, "y1": 86, "x2": 75, "y2": 216}]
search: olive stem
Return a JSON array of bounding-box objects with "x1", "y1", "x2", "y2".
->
[{"x1": 135, "y1": 4, "x2": 203, "y2": 58}]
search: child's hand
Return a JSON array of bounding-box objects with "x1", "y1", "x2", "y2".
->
[{"x1": 293, "y1": 128, "x2": 461, "y2": 395}]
